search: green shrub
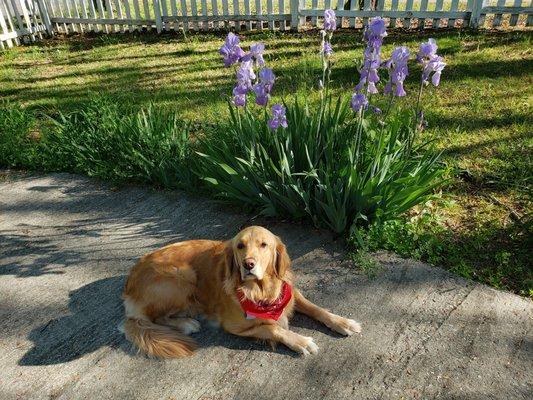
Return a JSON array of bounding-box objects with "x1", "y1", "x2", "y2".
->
[{"x1": 43, "y1": 98, "x2": 194, "y2": 187}]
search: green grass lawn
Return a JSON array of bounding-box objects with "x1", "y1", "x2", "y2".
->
[{"x1": 0, "y1": 28, "x2": 531, "y2": 297}]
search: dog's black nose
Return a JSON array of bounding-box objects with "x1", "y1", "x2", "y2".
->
[{"x1": 244, "y1": 259, "x2": 255, "y2": 270}]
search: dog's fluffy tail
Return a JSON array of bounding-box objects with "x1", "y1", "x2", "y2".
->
[{"x1": 124, "y1": 318, "x2": 197, "y2": 358}]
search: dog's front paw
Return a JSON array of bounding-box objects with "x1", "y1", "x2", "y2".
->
[
  {"x1": 286, "y1": 333, "x2": 319, "y2": 356},
  {"x1": 328, "y1": 314, "x2": 362, "y2": 336}
]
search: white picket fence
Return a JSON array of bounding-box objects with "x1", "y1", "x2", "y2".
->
[{"x1": 1, "y1": 0, "x2": 532, "y2": 48}]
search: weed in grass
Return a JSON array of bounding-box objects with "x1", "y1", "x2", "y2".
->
[{"x1": 351, "y1": 250, "x2": 383, "y2": 278}]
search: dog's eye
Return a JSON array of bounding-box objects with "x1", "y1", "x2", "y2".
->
[
  {"x1": 237, "y1": 243, "x2": 245, "y2": 250},
  {"x1": 261, "y1": 242, "x2": 267, "y2": 248}
]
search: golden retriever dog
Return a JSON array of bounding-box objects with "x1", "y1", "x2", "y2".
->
[{"x1": 122, "y1": 226, "x2": 361, "y2": 358}]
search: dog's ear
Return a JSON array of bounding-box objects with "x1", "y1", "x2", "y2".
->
[
  {"x1": 223, "y1": 241, "x2": 236, "y2": 279},
  {"x1": 275, "y1": 237, "x2": 291, "y2": 278}
]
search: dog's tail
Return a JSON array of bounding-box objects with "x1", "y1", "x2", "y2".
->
[{"x1": 124, "y1": 318, "x2": 197, "y2": 358}]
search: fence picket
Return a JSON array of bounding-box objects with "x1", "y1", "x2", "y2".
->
[
  {"x1": 95, "y1": 0, "x2": 108, "y2": 31},
  {"x1": 448, "y1": 0, "x2": 459, "y2": 27},
  {"x1": 267, "y1": 0, "x2": 273, "y2": 29},
  {"x1": 190, "y1": 0, "x2": 198, "y2": 30},
  {"x1": 200, "y1": 0, "x2": 207, "y2": 30},
  {"x1": 221, "y1": 0, "x2": 228, "y2": 29},
  {"x1": 104, "y1": 0, "x2": 114, "y2": 32},
  {"x1": 279, "y1": 0, "x2": 285, "y2": 30},
  {"x1": 335, "y1": 0, "x2": 343, "y2": 27},
  {"x1": 161, "y1": 0, "x2": 168, "y2": 30},
  {"x1": 142, "y1": 0, "x2": 151, "y2": 27},
  {"x1": 86, "y1": 0, "x2": 98, "y2": 31},
  {"x1": 509, "y1": 0, "x2": 522, "y2": 25},
  {"x1": 418, "y1": 0, "x2": 429, "y2": 28},
  {"x1": 243, "y1": 0, "x2": 250, "y2": 29},
  {"x1": 403, "y1": 0, "x2": 413, "y2": 27},
  {"x1": 210, "y1": 0, "x2": 218, "y2": 30},
  {"x1": 180, "y1": 0, "x2": 188, "y2": 30},
  {"x1": 5, "y1": 0, "x2": 21, "y2": 44},
  {"x1": 20, "y1": 0, "x2": 37, "y2": 38},
  {"x1": 363, "y1": 0, "x2": 370, "y2": 26},
  {"x1": 115, "y1": 0, "x2": 124, "y2": 31},
  {"x1": 433, "y1": 0, "x2": 444, "y2": 27},
  {"x1": 28, "y1": 0, "x2": 44, "y2": 39},
  {"x1": 9, "y1": 0, "x2": 26, "y2": 37},
  {"x1": 124, "y1": 0, "x2": 134, "y2": 31},
  {"x1": 77, "y1": 0, "x2": 90, "y2": 31},
  {"x1": 493, "y1": 0, "x2": 506, "y2": 27},
  {"x1": 311, "y1": 0, "x2": 317, "y2": 24},
  {"x1": 255, "y1": 0, "x2": 262, "y2": 29},
  {"x1": 46, "y1": 0, "x2": 60, "y2": 31},
  {"x1": 232, "y1": 0, "x2": 239, "y2": 30},
  {"x1": 70, "y1": 0, "x2": 83, "y2": 32},
  {"x1": 390, "y1": 0, "x2": 399, "y2": 27}
]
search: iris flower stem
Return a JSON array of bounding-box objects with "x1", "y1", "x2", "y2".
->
[
  {"x1": 383, "y1": 94, "x2": 394, "y2": 120},
  {"x1": 411, "y1": 78, "x2": 425, "y2": 152}
]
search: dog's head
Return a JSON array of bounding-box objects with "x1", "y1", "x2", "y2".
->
[{"x1": 225, "y1": 226, "x2": 290, "y2": 282}]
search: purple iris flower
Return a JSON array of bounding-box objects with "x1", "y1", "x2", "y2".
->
[
  {"x1": 259, "y1": 68, "x2": 275, "y2": 92},
  {"x1": 322, "y1": 41, "x2": 333, "y2": 57},
  {"x1": 231, "y1": 60, "x2": 256, "y2": 107},
  {"x1": 251, "y1": 68, "x2": 276, "y2": 106},
  {"x1": 253, "y1": 83, "x2": 269, "y2": 106},
  {"x1": 350, "y1": 93, "x2": 369, "y2": 112},
  {"x1": 233, "y1": 92, "x2": 246, "y2": 107},
  {"x1": 384, "y1": 46, "x2": 410, "y2": 97},
  {"x1": 236, "y1": 60, "x2": 255, "y2": 91},
  {"x1": 324, "y1": 9, "x2": 336, "y2": 32},
  {"x1": 268, "y1": 104, "x2": 288, "y2": 129},
  {"x1": 249, "y1": 42, "x2": 266, "y2": 66},
  {"x1": 219, "y1": 33, "x2": 245, "y2": 67},
  {"x1": 417, "y1": 39, "x2": 446, "y2": 86},
  {"x1": 426, "y1": 56, "x2": 446, "y2": 86},
  {"x1": 365, "y1": 17, "x2": 387, "y2": 42},
  {"x1": 417, "y1": 38, "x2": 438, "y2": 62},
  {"x1": 354, "y1": 17, "x2": 388, "y2": 100}
]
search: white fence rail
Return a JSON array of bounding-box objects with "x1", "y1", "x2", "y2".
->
[{"x1": 1, "y1": 0, "x2": 532, "y2": 48}]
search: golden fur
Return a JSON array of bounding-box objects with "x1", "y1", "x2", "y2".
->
[{"x1": 122, "y1": 226, "x2": 361, "y2": 358}]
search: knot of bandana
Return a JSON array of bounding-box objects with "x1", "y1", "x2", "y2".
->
[{"x1": 237, "y1": 282, "x2": 292, "y2": 321}]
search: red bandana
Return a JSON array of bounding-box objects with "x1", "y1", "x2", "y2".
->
[{"x1": 237, "y1": 282, "x2": 293, "y2": 321}]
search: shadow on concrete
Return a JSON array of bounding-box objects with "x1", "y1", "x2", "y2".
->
[{"x1": 19, "y1": 274, "x2": 346, "y2": 366}]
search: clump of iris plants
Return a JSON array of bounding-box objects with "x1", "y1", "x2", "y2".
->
[{"x1": 197, "y1": 11, "x2": 448, "y2": 235}]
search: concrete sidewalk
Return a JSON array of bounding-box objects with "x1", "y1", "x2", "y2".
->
[{"x1": 0, "y1": 171, "x2": 531, "y2": 400}]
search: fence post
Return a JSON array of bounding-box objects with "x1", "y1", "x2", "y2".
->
[
  {"x1": 469, "y1": 0, "x2": 482, "y2": 28},
  {"x1": 36, "y1": 0, "x2": 53, "y2": 35},
  {"x1": 290, "y1": 0, "x2": 299, "y2": 30},
  {"x1": 154, "y1": 0, "x2": 163, "y2": 33}
]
